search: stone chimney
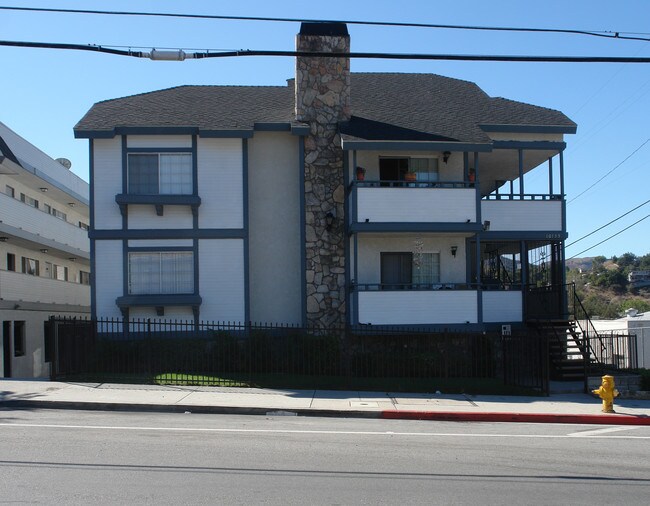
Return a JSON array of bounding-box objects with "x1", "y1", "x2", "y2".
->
[{"x1": 295, "y1": 23, "x2": 350, "y2": 328}]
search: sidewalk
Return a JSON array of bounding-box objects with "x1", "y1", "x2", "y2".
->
[{"x1": 1, "y1": 379, "x2": 650, "y2": 425}]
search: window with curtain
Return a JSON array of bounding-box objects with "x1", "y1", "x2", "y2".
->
[
  {"x1": 413, "y1": 252, "x2": 441, "y2": 284},
  {"x1": 410, "y1": 158, "x2": 439, "y2": 183},
  {"x1": 128, "y1": 251, "x2": 194, "y2": 295},
  {"x1": 128, "y1": 153, "x2": 192, "y2": 195},
  {"x1": 381, "y1": 251, "x2": 440, "y2": 288}
]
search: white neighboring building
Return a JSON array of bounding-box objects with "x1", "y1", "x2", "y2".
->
[
  {"x1": 591, "y1": 309, "x2": 650, "y2": 369},
  {"x1": 0, "y1": 121, "x2": 90, "y2": 378}
]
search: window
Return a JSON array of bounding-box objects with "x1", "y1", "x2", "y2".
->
[
  {"x1": 413, "y1": 253, "x2": 441, "y2": 284},
  {"x1": 6, "y1": 253, "x2": 15, "y2": 271},
  {"x1": 52, "y1": 264, "x2": 68, "y2": 281},
  {"x1": 128, "y1": 251, "x2": 193, "y2": 295},
  {"x1": 5, "y1": 185, "x2": 15, "y2": 198},
  {"x1": 79, "y1": 221, "x2": 89, "y2": 231},
  {"x1": 79, "y1": 270, "x2": 90, "y2": 285},
  {"x1": 410, "y1": 158, "x2": 439, "y2": 183},
  {"x1": 128, "y1": 153, "x2": 192, "y2": 195},
  {"x1": 14, "y1": 321, "x2": 25, "y2": 357},
  {"x1": 20, "y1": 193, "x2": 38, "y2": 208},
  {"x1": 379, "y1": 157, "x2": 439, "y2": 185},
  {"x1": 44, "y1": 204, "x2": 67, "y2": 221},
  {"x1": 21, "y1": 257, "x2": 39, "y2": 276},
  {"x1": 380, "y1": 252, "x2": 440, "y2": 288}
]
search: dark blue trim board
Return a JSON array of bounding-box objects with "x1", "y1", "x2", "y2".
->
[
  {"x1": 126, "y1": 147, "x2": 192, "y2": 153},
  {"x1": 126, "y1": 246, "x2": 194, "y2": 252},
  {"x1": 75, "y1": 127, "x2": 255, "y2": 139},
  {"x1": 116, "y1": 294, "x2": 202, "y2": 308},
  {"x1": 350, "y1": 223, "x2": 482, "y2": 234},
  {"x1": 479, "y1": 124, "x2": 577, "y2": 134},
  {"x1": 243, "y1": 138, "x2": 250, "y2": 324},
  {"x1": 89, "y1": 139, "x2": 97, "y2": 319},
  {"x1": 90, "y1": 229, "x2": 246, "y2": 240},
  {"x1": 492, "y1": 141, "x2": 566, "y2": 151},
  {"x1": 342, "y1": 140, "x2": 492, "y2": 152}
]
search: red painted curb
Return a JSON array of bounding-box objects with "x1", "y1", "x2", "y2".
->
[{"x1": 381, "y1": 410, "x2": 650, "y2": 425}]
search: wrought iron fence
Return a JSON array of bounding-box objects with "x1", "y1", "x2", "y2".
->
[{"x1": 48, "y1": 317, "x2": 548, "y2": 394}]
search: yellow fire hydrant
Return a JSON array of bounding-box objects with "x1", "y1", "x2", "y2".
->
[{"x1": 592, "y1": 375, "x2": 619, "y2": 413}]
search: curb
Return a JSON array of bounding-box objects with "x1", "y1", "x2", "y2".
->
[
  {"x1": 381, "y1": 410, "x2": 650, "y2": 425},
  {"x1": 2, "y1": 399, "x2": 650, "y2": 425}
]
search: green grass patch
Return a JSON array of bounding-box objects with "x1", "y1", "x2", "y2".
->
[{"x1": 154, "y1": 373, "x2": 250, "y2": 387}]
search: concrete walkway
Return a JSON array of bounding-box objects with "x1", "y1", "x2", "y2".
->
[{"x1": 1, "y1": 379, "x2": 650, "y2": 425}]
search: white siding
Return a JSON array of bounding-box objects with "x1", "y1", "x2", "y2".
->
[
  {"x1": 94, "y1": 240, "x2": 123, "y2": 318},
  {"x1": 482, "y1": 291, "x2": 523, "y2": 322},
  {"x1": 357, "y1": 188, "x2": 476, "y2": 223},
  {"x1": 128, "y1": 205, "x2": 193, "y2": 229},
  {"x1": 482, "y1": 200, "x2": 562, "y2": 231},
  {"x1": 199, "y1": 239, "x2": 245, "y2": 322},
  {"x1": 358, "y1": 290, "x2": 478, "y2": 325},
  {"x1": 127, "y1": 135, "x2": 192, "y2": 148},
  {"x1": 197, "y1": 138, "x2": 243, "y2": 229},
  {"x1": 129, "y1": 306, "x2": 195, "y2": 322},
  {"x1": 248, "y1": 132, "x2": 301, "y2": 324},
  {"x1": 93, "y1": 138, "x2": 123, "y2": 230}
]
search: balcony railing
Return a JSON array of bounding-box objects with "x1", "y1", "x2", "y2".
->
[
  {"x1": 351, "y1": 180, "x2": 476, "y2": 225},
  {"x1": 0, "y1": 269, "x2": 90, "y2": 306},
  {"x1": 0, "y1": 192, "x2": 89, "y2": 252}
]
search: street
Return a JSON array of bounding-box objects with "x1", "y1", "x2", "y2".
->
[{"x1": 1, "y1": 409, "x2": 649, "y2": 505}]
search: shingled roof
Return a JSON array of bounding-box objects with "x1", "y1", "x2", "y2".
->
[{"x1": 74, "y1": 73, "x2": 576, "y2": 142}]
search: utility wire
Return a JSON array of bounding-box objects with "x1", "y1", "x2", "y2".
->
[
  {"x1": 566, "y1": 199, "x2": 650, "y2": 247},
  {"x1": 4, "y1": 40, "x2": 650, "y2": 63},
  {"x1": 568, "y1": 138, "x2": 650, "y2": 203},
  {"x1": 1, "y1": 6, "x2": 650, "y2": 43},
  {"x1": 567, "y1": 214, "x2": 650, "y2": 259}
]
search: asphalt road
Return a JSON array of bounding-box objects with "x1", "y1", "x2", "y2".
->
[{"x1": 1, "y1": 408, "x2": 649, "y2": 505}]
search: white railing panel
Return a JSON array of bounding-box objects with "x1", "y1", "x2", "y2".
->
[
  {"x1": 482, "y1": 200, "x2": 562, "y2": 232},
  {"x1": 357, "y1": 187, "x2": 476, "y2": 223},
  {"x1": 483, "y1": 291, "x2": 523, "y2": 323},
  {"x1": 358, "y1": 290, "x2": 478, "y2": 325},
  {"x1": 0, "y1": 270, "x2": 90, "y2": 306}
]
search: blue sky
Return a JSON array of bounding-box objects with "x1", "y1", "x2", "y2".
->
[{"x1": 1, "y1": 0, "x2": 649, "y2": 259}]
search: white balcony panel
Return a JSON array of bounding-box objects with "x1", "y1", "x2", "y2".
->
[
  {"x1": 0, "y1": 270, "x2": 89, "y2": 306},
  {"x1": 483, "y1": 291, "x2": 523, "y2": 323},
  {"x1": 358, "y1": 290, "x2": 478, "y2": 325},
  {"x1": 0, "y1": 193, "x2": 89, "y2": 252},
  {"x1": 357, "y1": 187, "x2": 476, "y2": 223},
  {"x1": 482, "y1": 200, "x2": 562, "y2": 231}
]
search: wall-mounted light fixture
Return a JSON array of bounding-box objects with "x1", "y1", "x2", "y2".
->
[
  {"x1": 443, "y1": 151, "x2": 451, "y2": 164},
  {"x1": 451, "y1": 246, "x2": 458, "y2": 257},
  {"x1": 39, "y1": 187, "x2": 48, "y2": 192},
  {"x1": 156, "y1": 306, "x2": 165, "y2": 317},
  {"x1": 325, "y1": 209, "x2": 336, "y2": 230},
  {"x1": 483, "y1": 220, "x2": 491, "y2": 231},
  {"x1": 0, "y1": 236, "x2": 8, "y2": 242},
  {"x1": 68, "y1": 257, "x2": 76, "y2": 262},
  {"x1": 40, "y1": 248, "x2": 48, "y2": 253},
  {"x1": 68, "y1": 202, "x2": 76, "y2": 207}
]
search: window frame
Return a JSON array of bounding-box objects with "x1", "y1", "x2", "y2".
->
[
  {"x1": 21, "y1": 257, "x2": 39, "y2": 276},
  {"x1": 13, "y1": 321, "x2": 25, "y2": 357}
]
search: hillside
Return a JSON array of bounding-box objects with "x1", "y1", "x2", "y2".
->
[{"x1": 567, "y1": 253, "x2": 650, "y2": 319}]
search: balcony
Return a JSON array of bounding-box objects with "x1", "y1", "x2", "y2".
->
[
  {"x1": 481, "y1": 194, "x2": 564, "y2": 234},
  {"x1": 0, "y1": 269, "x2": 90, "y2": 306},
  {"x1": 354, "y1": 284, "x2": 523, "y2": 326},
  {"x1": 0, "y1": 192, "x2": 89, "y2": 253},
  {"x1": 350, "y1": 181, "x2": 477, "y2": 231}
]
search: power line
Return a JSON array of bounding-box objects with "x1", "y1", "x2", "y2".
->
[
  {"x1": 1, "y1": 6, "x2": 650, "y2": 43},
  {"x1": 568, "y1": 138, "x2": 650, "y2": 203},
  {"x1": 567, "y1": 214, "x2": 650, "y2": 259},
  {"x1": 4, "y1": 39, "x2": 650, "y2": 63},
  {"x1": 566, "y1": 199, "x2": 650, "y2": 247}
]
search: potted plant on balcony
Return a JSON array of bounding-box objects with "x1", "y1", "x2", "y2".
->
[
  {"x1": 356, "y1": 166, "x2": 366, "y2": 181},
  {"x1": 404, "y1": 171, "x2": 417, "y2": 185}
]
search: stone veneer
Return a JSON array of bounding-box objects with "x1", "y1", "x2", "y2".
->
[{"x1": 295, "y1": 23, "x2": 350, "y2": 328}]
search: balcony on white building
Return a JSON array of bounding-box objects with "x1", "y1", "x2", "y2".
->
[
  {"x1": 0, "y1": 269, "x2": 90, "y2": 307},
  {"x1": 0, "y1": 192, "x2": 89, "y2": 254}
]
